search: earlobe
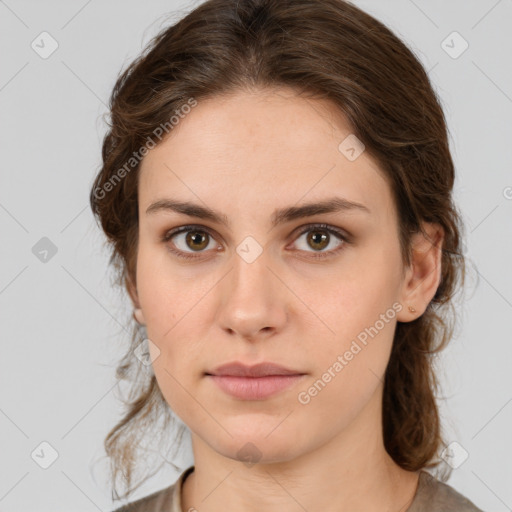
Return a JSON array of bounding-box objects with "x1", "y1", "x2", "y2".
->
[
  {"x1": 396, "y1": 222, "x2": 444, "y2": 322},
  {"x1": 133, "y1": 308, "x2": 146, "y2": 325}
]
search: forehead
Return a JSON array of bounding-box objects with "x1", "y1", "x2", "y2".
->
[{"x1": 138, "y1": 88, "x2": 395, "y2": 223}]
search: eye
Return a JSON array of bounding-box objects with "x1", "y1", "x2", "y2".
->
[
  {"x1": 162, "y1": 223, "x2": 350, "y2": 261},
  {"x1": 291, "y1": 223, "x2": 348, "y2": 259},
  {"x1": 162, "y1": 225, "x2": 220, "y2": 260}
]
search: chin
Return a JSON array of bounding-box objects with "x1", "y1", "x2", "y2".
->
[{"x1": 207, "y1": 431, "x2": 304, "y2": 467}]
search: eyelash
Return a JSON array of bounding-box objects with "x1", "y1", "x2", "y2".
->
[{"x1": 161, "y1": 223, "x2": 350, "y2": 261}]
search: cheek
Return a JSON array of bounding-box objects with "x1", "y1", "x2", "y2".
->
[
  {"x1": 294, "y1": 248, "x2": 401, "y2": 339},
  {"x1": 135, "y1": 245, "x2": 213, "y2": 384},
  {"x1": 297, "y1": 247, "x2": 401, "y2": 401},
  {"x1": 136, "y1": 226, "x2": 221, "y2": 300},
  {"x1": 135, "y1": 243, "x2": 192, "y2": 328},
  {"x1": 147, "y1": 315, "x2": 205, "y2": 424}
]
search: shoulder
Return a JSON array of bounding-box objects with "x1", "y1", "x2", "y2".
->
[
  {"x1": 108, "y1": 466, "x2": 194, "y2": 512},
  {"x1": 109, "y1": 465, "x2": 195, "y2": 512},
  {"x1": 110, "y1": 483, "x2": 176, "y2": 512},
  {"x1": 409, "y1": 470, "x2": 484, "y2": 512}
]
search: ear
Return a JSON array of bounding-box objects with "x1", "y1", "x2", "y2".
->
[
  {"x1": 126, "y1": 272, "x2": 146, "y2": 325},
  {"x1": 396, "y1": 222, "x2": 444, "y2": 322}
]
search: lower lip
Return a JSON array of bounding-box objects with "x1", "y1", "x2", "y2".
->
[{"x1": 207, "y1": 374, "x2": 305, "y2": 400}]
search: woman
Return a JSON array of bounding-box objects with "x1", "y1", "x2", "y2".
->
[{"x1": 90, "y1": 0, "x2": 483, "y2": 510}]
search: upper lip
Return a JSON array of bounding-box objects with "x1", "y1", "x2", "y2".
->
[{"x1": 207, "y1": 362, "x2": 305, "y2": 377}]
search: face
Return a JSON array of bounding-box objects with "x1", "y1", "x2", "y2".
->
[{"x1": 133, "y1": 87, "x2": 419, "y2": 464}]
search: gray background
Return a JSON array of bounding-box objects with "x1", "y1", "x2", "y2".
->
[{"x1": 1, "y1": 0, "x2": 511, "y2": 510}]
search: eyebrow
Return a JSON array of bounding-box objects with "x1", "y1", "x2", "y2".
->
[{"x1": 145, "y1": 196, "x2": 371, "y2": 229}]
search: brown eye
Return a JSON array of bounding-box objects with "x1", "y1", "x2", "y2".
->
[
  {"x1": 292, "y1": 224, "x2": 348, "y2": 259},
  {"x1": 163, "y1": 226, "x2": 218, "y2": 259},
  {"x1": 185, "y1": 230, "x2": 210, "y2": 251},
  {"x1": 306, "y1": 230, "x2": 330, "y2": 251}
]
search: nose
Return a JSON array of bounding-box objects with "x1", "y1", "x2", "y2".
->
[{"x1": 216, "y1": 249, "x2": 288, "y2": 342}]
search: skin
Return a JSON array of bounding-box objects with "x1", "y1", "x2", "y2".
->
[{"x1": 129, "y1": 86, "x2": 444, "y2": 512}]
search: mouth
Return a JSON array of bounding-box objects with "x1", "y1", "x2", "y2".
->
[
  {"x1": 205, "y1": 361, "x2": 306, "y2": 400},
  {"x1": 206, "y1": 361, "x2": 305, "y2": 378}
]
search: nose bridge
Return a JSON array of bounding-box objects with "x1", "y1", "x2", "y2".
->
[
  {"x1": 217, "y1": 244, "x2": 287, "y2": 338},
  {"x1": 235, "y1": 232, "x2": 271, "y2": 284}
]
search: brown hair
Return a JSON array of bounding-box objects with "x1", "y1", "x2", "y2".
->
[{"x1": 90, "y1": 0, "x2": 466, "y2": 500}]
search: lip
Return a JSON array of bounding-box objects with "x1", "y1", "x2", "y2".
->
[
  {"x1": 207, "y1": 374, "x2": 306, "y2": 400},
  {"x1": 207, "y1": 361, "x2": 304, "y2": 377},
  {"x1": 205, "y1": 362, "x2": 306, "y2": 400}
]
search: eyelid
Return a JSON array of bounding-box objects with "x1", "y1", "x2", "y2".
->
[
  {"x1": 161, "y1": 224, "x2": 221, "y2": 260},
  {"x1": 292, "y1": 223, "x2": 350, "y2": 242},
  {"x1": 287, "y1": 223, "x2": 350, "y2": 259},
  {"x1": 162, "y1": 224, "x2": 219, "y2": 244}
]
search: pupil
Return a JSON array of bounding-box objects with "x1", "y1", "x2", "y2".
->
[
  {"x1": 309, "y1": 231, "x2": 328, "y2": 250},
  {"x1": 188, "y1": 231, "x2": 207, "y2": 250}
]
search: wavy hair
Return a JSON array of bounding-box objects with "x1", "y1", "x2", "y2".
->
[{"x1": 89, "y1": 0, "x2": 466, "y2": 500}]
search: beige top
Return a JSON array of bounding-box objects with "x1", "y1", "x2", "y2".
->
[{"x1": 112, "y1": 466, "x2": 484, "y2": 512}]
